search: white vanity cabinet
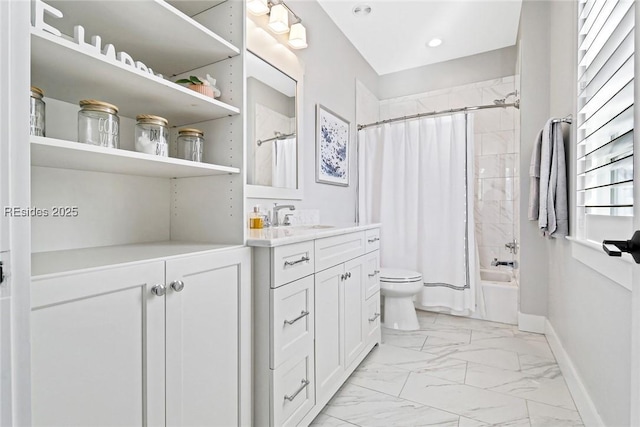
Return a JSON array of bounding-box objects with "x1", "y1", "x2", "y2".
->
[
  {"x1": 250, "y1": 225, "x2": 381, "y2": 427},
  {"x1": 31, "y1": 246, "x2": 251, "y2": 427}
]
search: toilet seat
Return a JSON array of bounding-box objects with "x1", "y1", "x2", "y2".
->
[{"x1": 380, "y1": 268, "x2": 422, "y2": 283}]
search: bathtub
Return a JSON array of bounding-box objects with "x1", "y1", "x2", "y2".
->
[{"x1": 473, "y1": 269, "x2": 518, "y2": 325}]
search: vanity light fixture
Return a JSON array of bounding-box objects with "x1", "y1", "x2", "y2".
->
[
  {"x1": 251, "y1": 0, "x2": 308, "y2": 49},
  {"x1": 427, "y1": 38, "x2": 443, "y2": 47},
  {"x1": 247, "y1": 0, "x2": 269, "y2": 16}
]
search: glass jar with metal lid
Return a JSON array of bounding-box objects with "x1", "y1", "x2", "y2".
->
[
  {"x1": 78, "y1": 99, "x2": 119, "y2": 148},
  {"x1": 135, "y1": 115, "x2": 169, "y2": 157},
  {"x1": 177, "y1": 128, "x2": 204, "y2": 162},
  {"x1": 30, "y1": 86, "x2": 46, "y2": 137}
]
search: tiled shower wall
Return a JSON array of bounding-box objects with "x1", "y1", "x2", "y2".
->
[{"x1": 379, "y1": 76, "x2": 520, "y2": 270}]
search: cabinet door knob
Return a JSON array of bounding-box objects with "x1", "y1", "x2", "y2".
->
[
  {"x1": 151, "y1": 284, "x2": 166, "y2": 296},
  {"x1": 170, "y1": 280, "x2": 185, "y2": 292},
  {"x1": 347, "y1": 272, "x2": 352, "y2": 278}
]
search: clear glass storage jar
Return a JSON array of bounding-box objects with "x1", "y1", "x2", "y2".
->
[
  {"x1": 135, "y1": 115, "x2": 169, "y2": 157},
  {"x1": 30, "y1": 86, "x2": 45, "y2": 137},
  {"x1": 78, "y1": 99, "x2": 119, "y2": 148},
  {"x1": 177, "y1": 128, "x2": 204, "y2": 162}
]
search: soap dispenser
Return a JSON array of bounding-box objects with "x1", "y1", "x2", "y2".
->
[{"x1": 249, "y1": 205, "x2": 264, "y2": 229}]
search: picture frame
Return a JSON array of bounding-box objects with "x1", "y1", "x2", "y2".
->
[{"x1": 316, "y1": 104, "x2": 350, "y2": 186}]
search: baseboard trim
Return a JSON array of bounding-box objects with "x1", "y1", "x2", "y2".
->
[
  {"x1": 517, "y1": 311, "x2": 546, "y2": 333},
  {"x1": 545, "y1": 320, "x2": 605, "y2": 427}
]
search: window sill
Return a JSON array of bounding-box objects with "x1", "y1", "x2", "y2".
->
[{"x1": 566, "y1": 236, "x2": 632, "y2": 291}]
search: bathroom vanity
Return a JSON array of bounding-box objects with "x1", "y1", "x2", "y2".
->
[{"x1": 248, "y1": 224, "x2": 381, "y2": 427}]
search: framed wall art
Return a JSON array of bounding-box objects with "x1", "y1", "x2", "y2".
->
[{"x1": 316, "y1": 104, "x2": 349, "y2": 186}]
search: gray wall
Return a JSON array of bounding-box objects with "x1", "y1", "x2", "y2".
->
[
  {"x1": 378, "y1": 46, "x2": 517, "y2": 99},
  {"x1": 520, "y1": 1, "x2": 632, "y2": 425},
  {"x1": 518, "y1": 0, "x2": 550, "y2": 317},
  {"x1": 247, "y1": 0, "x2": 379, "y2": 223}
]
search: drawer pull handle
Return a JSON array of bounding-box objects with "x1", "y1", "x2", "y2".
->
[
  {"x1": 369, "y1": 312, "x2": 381, "y2": 322},
  {"x1": 368, "y1": 270, "x2": 380, "y2": 278},
  {"x1": 368, "y1": 237, "x2": 380, "y2": 243},
  {"x1": 284, "y1": 379, "x2": 310, "y2": 401},
  {"x1": 284, "y1": 256, "x2": 310, "y2": 267},
  {"x1": 284, "y1": 310, "x2": 310, "y2": 325}
]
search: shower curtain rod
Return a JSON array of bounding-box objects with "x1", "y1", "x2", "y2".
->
[
  {"x1": 357, "y1": 100, "x2": 520, "y2": 131},
  {"x1": 257, "y1": 132, "x2": 296, "y2": 146}
]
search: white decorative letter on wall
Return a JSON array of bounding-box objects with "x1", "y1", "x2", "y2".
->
[{"x1": 33, "y1": 0, "x2": 63, "y2": 37}]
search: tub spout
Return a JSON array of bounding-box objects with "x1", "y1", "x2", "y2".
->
[{"x1": 491, "y1": 258, "x2": 517, "y2": 268}]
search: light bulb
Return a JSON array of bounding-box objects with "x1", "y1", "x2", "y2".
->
[
  {"x1": 268, "y1": 4, "x2": 289, "y2": 34},
  {"x1": 247, "y1": 0, "x2": 269, "y2": 16},
  {"x1": 288, "y1": 22, "x2": 308, "y2": 49}
]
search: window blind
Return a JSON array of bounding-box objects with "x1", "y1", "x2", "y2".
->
[{"x1": 577, "y1": 0, "x2": 634, "y2": 218}]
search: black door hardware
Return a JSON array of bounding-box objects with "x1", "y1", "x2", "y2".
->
[
  {"x1": 602, "y1": 230, "x2": 640, "y2": 264},
  {"x1": 0, "y1": 261, "x2": 4, "y2": 284}
]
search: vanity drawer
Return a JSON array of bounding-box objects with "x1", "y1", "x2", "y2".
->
[
  {"x1": 363, "y1": 251, "x2": 380, "y2": 299},
  {"x1": 271, "y1": 350, "x2": 315, "y2": 427},
  {"x1": 314, "y1": 232, "x2": 365, "y2": 272},
  {"x1": 270, "y1": 276, "x2": 314, "y2": 369},
  {"x1": 272, "y1": 241, "x2": 315, "y2": 288},
  {"x1": 364, "y1": 292, "x2": 381, "y2": 345},
  {"x1": 365, "y1": 228, "x2": 381, "y2": 253}
]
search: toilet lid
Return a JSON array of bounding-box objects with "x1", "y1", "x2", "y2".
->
[{"x1": 379, "y1": 268, "x2": 422, "y2": 283}]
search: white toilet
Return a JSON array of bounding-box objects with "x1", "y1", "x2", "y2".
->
[{"x1": 380, "y1": 268, "x2": 423, "y2": 331}]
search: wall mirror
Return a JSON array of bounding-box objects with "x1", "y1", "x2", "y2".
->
[{"x1": 246, "y1": 51, "x2": 303, "y2": 199}]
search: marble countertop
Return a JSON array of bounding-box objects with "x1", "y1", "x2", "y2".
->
[{"x1": 246, "y1": 223, "x2": 381, "y2": 247}]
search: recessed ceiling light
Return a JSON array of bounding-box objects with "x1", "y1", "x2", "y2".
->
[
  {"x1": 352, "y1": 4, "x2": 372, "y2": 16},
  {"x1": 427, "y1": 38, "x2": 443, "y2": 48}
]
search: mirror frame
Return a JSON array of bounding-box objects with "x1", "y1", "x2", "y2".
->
[{"x1": 245, "y1": 39, "x2": 304, "y2": 200}]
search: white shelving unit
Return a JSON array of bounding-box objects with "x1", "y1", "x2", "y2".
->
[
  {"x1": 31, "y1": 136, "x2": 240, "y2": 178},
  {"x1": 45, "y1": 0, "x2": 239, "y2": 76},
  {"x1": 31, "y1": 241, "x2": 244, "y2": 278},
  {"x1": 29, "y1": 0, "x2": 246, "y2": 271},
  {"x1": 31, "y1": 30, "x2": 239, "y2": 126}
]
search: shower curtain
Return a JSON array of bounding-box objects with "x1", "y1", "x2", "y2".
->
[
  {"x1": 359, "y1": 113, "x2": 481, "y2": 314},
  {"x1": 272, "y1": 138, "x2": 296, "y2": 188}
]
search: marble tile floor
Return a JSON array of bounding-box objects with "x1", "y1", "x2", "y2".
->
[{"x1": 311, "y1": 311, "x2": 583, "y2": 427}]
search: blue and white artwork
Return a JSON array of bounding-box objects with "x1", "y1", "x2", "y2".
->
[{"x1": 316, "y1": 105, "x2": 349, "y2": 186}]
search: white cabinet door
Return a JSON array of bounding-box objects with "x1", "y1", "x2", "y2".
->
[
  {"x1": 314, "y1": 264, "x2": 344, "y2": 402},
  {"x1": 344, "y1": 257, "x2": 365, "y2": 368},
  {"x1": 31, "y1": 262, "x2": 166, "y2": 427},
  {"x1": 165, "y1": 249, "x2": 249, "y2": 427}
]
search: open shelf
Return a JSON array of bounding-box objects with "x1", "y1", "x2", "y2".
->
[
  {"x1": 31, "y1": 136, "x2": 240, "y2": 178},
  {"x1": 45, "y1": 0, "x2": 239, "y2": 77},
  {"x1": 31, "y1": 29, "x2": 240, "y2": 127},
  {"x1": 31, "y1": 241, "x2": 245, "y2": 278},
  {"x1": 167, "y1": 0, "x2": 226, "y2": 18}
]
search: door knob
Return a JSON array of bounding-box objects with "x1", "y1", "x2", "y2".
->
[
  {"x1": 602, "y1": 230, "x2": 640, "y2": 263},
  {"x1": 151, "y1": 284, "x2": 166, "y2": 296},
  {"x1": 170, "y1": 280, "x2": 185, "y2": 292}
]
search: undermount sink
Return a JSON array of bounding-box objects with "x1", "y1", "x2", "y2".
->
[{"x1": 292, "y1": 224, "x2": 336, "y2": 229}]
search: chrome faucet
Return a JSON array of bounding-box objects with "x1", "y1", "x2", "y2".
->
[
  {"x1": 505, "y1": 238, "x2": 519, "y2": 255},
  {"x1": 272, "y1": 203, "x2": 296, "y2": 226}
]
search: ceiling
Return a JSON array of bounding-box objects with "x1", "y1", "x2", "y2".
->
[{"x1": 316, "y1": 0, "x2": 522, "y2": 76}]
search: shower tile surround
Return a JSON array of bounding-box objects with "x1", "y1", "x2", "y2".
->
[
  {"x1": 311, "y1": 312, "x2": 583, "y2": 427},
  {"x1": 379, "y1": 77, "x2": 520, "y2": 272}
]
